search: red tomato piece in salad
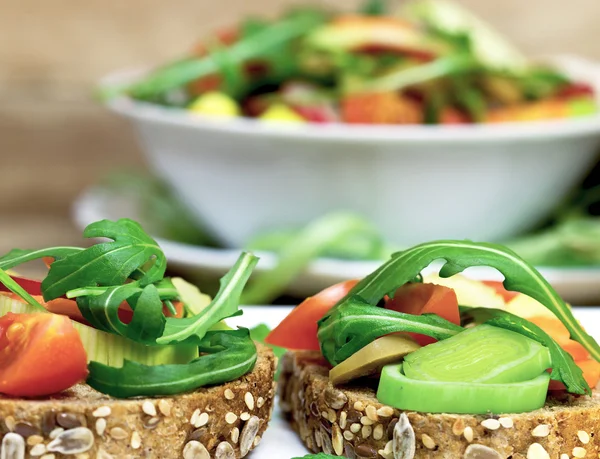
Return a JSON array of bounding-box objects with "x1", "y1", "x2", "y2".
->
[
  {"x1": 0, "y1": 313, "x2": 88, "y2": 396},
  {"x1": 265, "y1": 280, "x2": 359, "y2": 351},
  {"x1": 385, "y1": 283, "x2": 460, "y2": 346}
]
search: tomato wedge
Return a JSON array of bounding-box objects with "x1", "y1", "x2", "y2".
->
[
  {"x1": 385, "y1": 283, "x2": 460, "y2": 346},
  {"x1": 265, "y1": 280, "x2": 359, "y2": 351},
  {"x1": 0, "y1": 313, "x2": 88, "y2": 396}
]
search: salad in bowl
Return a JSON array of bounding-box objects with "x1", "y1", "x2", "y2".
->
[{"x1": 102, "y1": 0, "x2": 597, "y2": 125}]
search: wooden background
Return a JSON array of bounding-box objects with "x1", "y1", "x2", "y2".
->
[{"x1": 2, "y1": 0, "x2": 600, "y2": 254}]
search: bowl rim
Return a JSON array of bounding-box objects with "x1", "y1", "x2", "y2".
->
[{"x1": 101, "y1": 54, "x2": 600, "y2": 144}]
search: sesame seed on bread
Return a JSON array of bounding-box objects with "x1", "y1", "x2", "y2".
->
[
  {"x1": 280, "y1": 350, "x2": 600, "y2": 459},
  {"x1": 0, "y1": 344, "x2": 276, "y2": 459}
]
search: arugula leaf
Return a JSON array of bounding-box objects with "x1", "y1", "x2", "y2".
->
[
  {"x1": 76, "y1": 283, "x2": 166, "y2": 344},
  {"x1": 462, "y1": 307, "x2": 590, "y2": 395},
  {"x1": 242, "y1": 212, "x2": 384, "y2": 305},
  {"x1": 0, "y1": 268, "x2": 45, "y2": 312},
  {"x1": 86, "y1": 328, "x2": 257, "y2": 398},
  {"x1": 42, "y1": 219, "x2": 166, "y2": 301},
  {"x1": 0, "y1": 247, "x2": 83, "y2": 270},
  {"x1": 318, "y1": 295, "x2": 463, "y2": 365},
  {"x1": 157, "y1": 252, "x2": 258, "y2": 345},
  {"x1": 318, "y1": 240, "x2": 600, "y2": 371},
  {"x1": 249, "y1": 323, "x2": 286, "y2": 380}
]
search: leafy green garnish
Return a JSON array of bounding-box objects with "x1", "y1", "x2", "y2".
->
[
  {"x1": 242, "y1": 212, "x2": 385, "y2": 304},
  {"x1": 42, "y1": 219, "x2": 166, "y2": 301},
  {"x1": 318, "y1": 240, "x2": 600, "y2": 378},
  {"x1": 157, "y1": 252, "x2": 258, "y2": 345},
  {"x1": 462, "y1": 307, "x2": 590, "y2": 394},
  {"x1": 87, "y1": 328, "x2": 257, "y2": 398},
  {"x1": 318, "y1": 295, "x2": 463, "y2": 365},
  {"x1": 76, "y1": 283, "x2": 166, "y2": 344}
]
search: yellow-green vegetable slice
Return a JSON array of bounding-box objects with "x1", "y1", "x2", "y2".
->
[
  {"x1": 377, "y1": 364, "x2": 550, "y2": 414},
  {"x1": 403, "y1": 324, "x2": 551, "y2": 384}
]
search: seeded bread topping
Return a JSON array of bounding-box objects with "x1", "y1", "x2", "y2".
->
[
  {"x1": 0, "y1": 345, "x2": 275, "y2": 459},
  {"x1": 281, "y1": 350, "x2": 600, "y2": 459}
]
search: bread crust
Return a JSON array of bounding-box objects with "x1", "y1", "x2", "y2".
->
[
  {"x1": 280, "y1": 350, "x2": 600, "y2": 459},
  {"x1": 0, "y1": 344, "x2": 276, "y2": 459}
]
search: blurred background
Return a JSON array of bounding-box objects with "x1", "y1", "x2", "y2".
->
[{"x1": 3, "y1": 0, "x2": 600, "y2": 302}]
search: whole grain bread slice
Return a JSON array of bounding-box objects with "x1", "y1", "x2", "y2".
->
[
  {"x1": 280, "y1": 350, "x2": 600, "y2": 459},
  {"x1": 0, "y1": 344, "x2": 275, "y2": 459}
]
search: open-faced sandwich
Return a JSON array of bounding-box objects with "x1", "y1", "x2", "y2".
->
[
  {"x1": 267, "y1": 240, "x2": 600, "y2": 459},
  {"x1": 0, "y1": 219, "x2": 275, "y2": 459}
]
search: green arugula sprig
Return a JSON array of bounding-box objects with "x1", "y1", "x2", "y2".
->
[
  {"x1": 318, "y1": 296, "x2": 463, "y2": 365},
  {"x1": 42, "y1": 219, "x2": 167, "y2": 300},
  {"x1": 0, "y1": 218, "x2": 260, "y2": 398},
  {"x1": 157, "y1": 252, "x2": 258, "y2": 345},
  {"x1": 318, "y1": 240, "x2": 600, "y2": 392},
  {"x1": 87, "y1": 328, "x2": 257, "y2": 397},
  {"x1": 462, "y1": 307, "x2": 590, "y2": 394}
]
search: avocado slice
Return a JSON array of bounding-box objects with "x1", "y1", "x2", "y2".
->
[{"x1": 329, "y1": 334, "x2": 421, "y2": 385}]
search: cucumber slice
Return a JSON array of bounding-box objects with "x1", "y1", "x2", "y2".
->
[
  {"x1": 377, "y1": 364, "x2": 550, "y2": 414},
  {"x1": 0, "y1": 295, "x2": 198, "y2": 367},
  {"x1": 403, "y1": 324, "x2": 551, "y2": 384}
]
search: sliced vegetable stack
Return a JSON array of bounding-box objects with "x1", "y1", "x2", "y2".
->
[
  {"x1": 0, "y1": 218, "x2": 260, "y2": 398},
  {"x1": 101, "y1": 0, "x2": 598, "y2": 125},
  {"x1": 268, "y1": 240, "x2": 600, "y2": 415}
]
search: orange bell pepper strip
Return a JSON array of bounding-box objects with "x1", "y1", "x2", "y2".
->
[
  {"x1": 385, "y1": 283, "x2": 460, "y2": 346},
  {"x1": 265, "y1": 280, "x2": 359, "y2": 351},
  {"x1": 529, "y1": 315, "x2": 599, "y2": 390}
]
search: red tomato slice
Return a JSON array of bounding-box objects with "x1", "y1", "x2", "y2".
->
[
  {"x1": 385, "y1": 283, "x2": 460, "y2": 346},
  {"x1": 265, "y1": 280, "x2": 359, "y2": 351},
  {"x1": 0, "y1": 313, "x2": 88, "y2": 396},
  {"x1": 481, "y1": 280, "x2": 520, "y2": 303}
]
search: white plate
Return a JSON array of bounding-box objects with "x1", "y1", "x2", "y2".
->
[
  {"x1": 73, "y1": 185, "x2": 600, "y2": 304},
  {"x1": 235, "y1": 305, "x2": 600, "y2": 458}
]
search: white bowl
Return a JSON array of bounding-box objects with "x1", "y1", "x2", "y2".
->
[{"x1": 103, "y1": 55, "x2": 600, "y2": 248}]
